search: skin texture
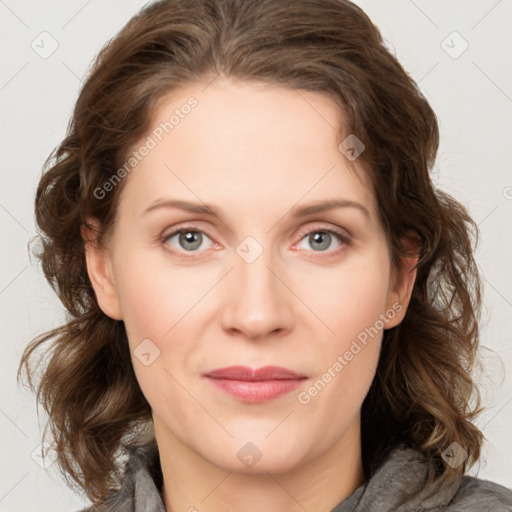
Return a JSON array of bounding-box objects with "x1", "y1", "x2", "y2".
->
[{"x1": 83, "y1": 77, "x2": 418, "y2": 512}]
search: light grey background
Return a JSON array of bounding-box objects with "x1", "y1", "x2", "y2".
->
[{"x1": 1, "y1": 0, "x2": 511, "y2": 510}]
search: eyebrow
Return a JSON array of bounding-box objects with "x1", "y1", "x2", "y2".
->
[{"x1": 142, "y1": 198, "x2": 370, "y2": 221}]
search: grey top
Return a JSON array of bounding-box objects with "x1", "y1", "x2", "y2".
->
[{"x1": 80, "y1": 439, "x2": 512, "y2": 511}]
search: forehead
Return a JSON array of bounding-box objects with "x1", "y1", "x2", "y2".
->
[
  {"x1": 149, "y1": 77, "x2": 348, "y2": 156},
  {"x1": 117, "y1": 77, "x2": 376, "y2": 222}
]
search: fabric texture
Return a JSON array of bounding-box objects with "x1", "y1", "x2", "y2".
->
[{"x1": 79, "y1": 438, "x2": 512, "y2": 511}]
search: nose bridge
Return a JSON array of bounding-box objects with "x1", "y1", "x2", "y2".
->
[
  {"x1": 221, "y1": 234, "x2": 293, "y2": 338},
  {"x1": 237, "y1": 235, "x2": 277, "y2": 296}
]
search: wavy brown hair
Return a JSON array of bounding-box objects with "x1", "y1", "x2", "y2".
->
[{"x1": 18, "y1": 0, "x2": 484, "y2": 506}]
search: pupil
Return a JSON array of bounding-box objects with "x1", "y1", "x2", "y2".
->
[
  {"x1": 311, "y1": 232, "x2": 330, "y2": 250},
  {"x1": 181, "y1": 231, "x2": 201, "y2": 250}
]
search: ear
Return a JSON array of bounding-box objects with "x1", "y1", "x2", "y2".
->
[
  {"x1": 81, "y1": 219, "x2": 123, "y2": 320},
  {"x1": 384, "y1": 230, "x2": 421, "y2": 329}
]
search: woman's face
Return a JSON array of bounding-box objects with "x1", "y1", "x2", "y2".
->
[{"x1": 85, "y1": 77, "x2": 415, "y2": 474}]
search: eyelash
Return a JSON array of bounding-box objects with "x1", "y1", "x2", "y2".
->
[{"x1": 159, "y1": 224, "x2": 351, "y2": 259}]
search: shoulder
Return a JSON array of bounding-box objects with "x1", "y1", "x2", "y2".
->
[
  {"x1": 369, "y1": 443, "x2": 512, "y2": 512},
  {"x1": 446, "y1": 475, "x2": 512, "y2": 511},
  {"x1": 73, "y1": 438, "x2": 163, "y2": 512}
]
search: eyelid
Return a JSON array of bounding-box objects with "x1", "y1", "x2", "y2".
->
[{"x1": 294, "y1": 222, "x2": 351, "y2": 244}]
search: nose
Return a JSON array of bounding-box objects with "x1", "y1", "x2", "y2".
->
[{"x1": 220, "y1": 241, "x2": 295, "y2": 341}]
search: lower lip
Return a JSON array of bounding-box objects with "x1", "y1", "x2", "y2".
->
[{"x1": 205, "y1": 377, "x2": 305, "y2": 402}]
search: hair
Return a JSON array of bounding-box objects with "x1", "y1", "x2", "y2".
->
[{"x1": 18, "y1": 0, "x2": 484, "y2": 506}]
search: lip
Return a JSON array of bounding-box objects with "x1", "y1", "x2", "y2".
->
[
  {"x1": 203, "y1": 365, "x2": 307, "y2": 403},
  {"x1": 204, "y1": 365, "x2": 306, "y2": 381}
]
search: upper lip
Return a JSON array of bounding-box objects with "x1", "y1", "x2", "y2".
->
[{"x1": 204, "y1": 365, "x2": 306, "y2": 381}]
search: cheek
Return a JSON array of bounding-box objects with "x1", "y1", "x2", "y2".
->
[
  {"x1": 115, "y1": 269, "x2": 167, "y2": 343},
  {"x1": 112, "y1": 252, "x2": 198, "y2": 407},
  {"x1": 295, "y1": 253, "x2": 390, "y2": 400},
  {"x1": 299, "y1": 254, "x2": 391, "y2": 344},
  {"x1": 112, "y1": 245, "x2": 204, "y2": 342},
  {"x1": 111, "y1": 247, "x2": 216, "y2": 400},
  {"x1": 296, "y1": 265, "x2": 388, "y2": 423}
]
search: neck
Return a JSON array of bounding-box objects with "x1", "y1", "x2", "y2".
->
[{"x1": 156, "y1": 418, "x2": 365, "y2": 512}]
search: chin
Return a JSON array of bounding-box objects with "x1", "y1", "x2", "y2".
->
[{"x1": 201, "y1": 438, "x2": 308, "y2": 475}]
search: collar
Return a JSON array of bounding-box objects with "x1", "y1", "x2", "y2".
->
[{"x1": 100, "y1": 438, "x2": 511, "y2": 511}]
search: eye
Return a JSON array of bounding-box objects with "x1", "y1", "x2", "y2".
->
[
  {"x1": 160, "y1": 224, "x2": 350, "y2": 258},
  {"x1": 295, "y1": 226, "x2": 349, "y2": 256},
  {"x1": 161, "y1": 226, "x2": 215, "y2": 255}
]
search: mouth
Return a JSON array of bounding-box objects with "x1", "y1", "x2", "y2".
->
[{"x1": 202, "y1": 365, "x2": 308, "y2": 403}]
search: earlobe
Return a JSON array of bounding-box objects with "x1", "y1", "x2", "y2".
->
[
  {"x1": 81, "y1": 221, "x2": 123, "y2": 320},
  {"x1": 384, "y1": 231, "x2": 421, "y2": 329}
]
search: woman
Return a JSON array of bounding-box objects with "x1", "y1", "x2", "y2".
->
[{"x1": 18, "y1": 0, "x2": 512, "y2": 510}]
